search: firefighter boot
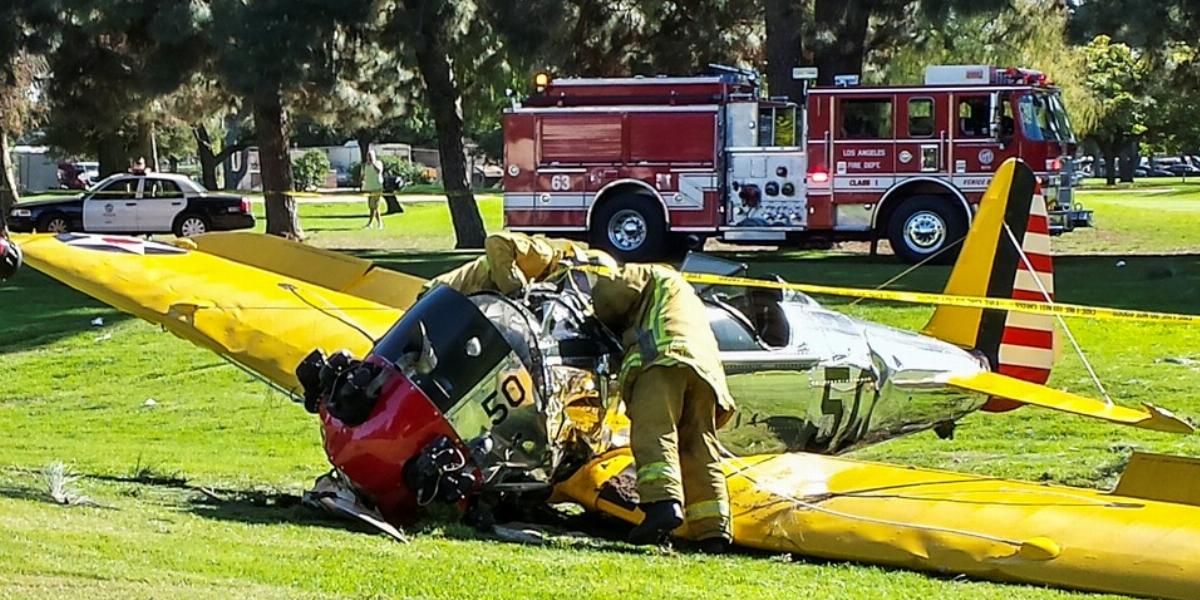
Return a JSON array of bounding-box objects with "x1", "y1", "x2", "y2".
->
[
  {"x1": 696, "y1": 536, "x2": 732, "y2": 554},
  {"x1": 628, "y1": 500, "x2": 684, "y2": 545}
]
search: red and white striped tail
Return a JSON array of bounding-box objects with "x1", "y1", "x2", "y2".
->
[
  {"x1": 996, "y1": 184, "x2": 1057, "y2": 385},
  {"x1": 923, "y1": 159, "x2": 1059, "y2": 406}
]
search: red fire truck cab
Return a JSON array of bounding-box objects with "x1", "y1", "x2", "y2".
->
[{"x1": 502, "y1": 65, "x2": 1091, "y2": 263}]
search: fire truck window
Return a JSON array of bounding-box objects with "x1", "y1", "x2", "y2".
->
[
  {"x1": 1001, "y1": 98, "x2": 1015, "y2": 138},
  {"x1": 775, "y1": 106, "x2": 797, "y2": 146},
  {"x1": 759, "y1": 106, "x2": 799, "y2": 146},
  {"x1": 907, "y1": 98, "x2": 934, "y2": 137},
  {"x1": 958, "y1": 96, "x2": 991, "y2": 138},
  {"x1": 839, "y1": 99, "x2": 892, "y2": 139}
]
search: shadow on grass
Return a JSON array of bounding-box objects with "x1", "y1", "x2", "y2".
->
[
  {"x1": 0, "y1": 269, "x2": 132, "y2": 353},
  {"x1": 184, "y1": 490, "x2": 393, "y2": 536},
  {"x1": 307, "y1": 226, "x2": 363, "y2": 233},
  {"x1": 0, "y1": 484, "x2": 54, "y2": 504}
]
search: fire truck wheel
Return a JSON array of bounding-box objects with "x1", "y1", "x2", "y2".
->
[
  {"x1": 885, "y1": 196, "x2": 967, "y2": 265},
  {"x1": 590, "y1": 195, "x2": 665, "y2": 262}
]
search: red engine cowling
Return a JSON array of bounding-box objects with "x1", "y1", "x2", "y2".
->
[
  {"x1": 319, "y1": 358, "x2": 467, "y2": 523},
  {"x1": 307, "y1": 285, "x2": 522, "y2": 524}
]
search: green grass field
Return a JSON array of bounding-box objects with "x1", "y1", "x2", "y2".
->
[{"x1": 1, "y1": 185, "x2": 1198, "y2": 598}]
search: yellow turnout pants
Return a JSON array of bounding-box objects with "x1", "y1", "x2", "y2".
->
[{"x1": 627, "y1": 365, "x2": 731, "y2": 540}]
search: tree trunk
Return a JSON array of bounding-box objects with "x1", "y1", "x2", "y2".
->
[
  {"x1": 253, "y1": 90, "x2": 303, "y2": 239},
  {"x1": 98, "y1": 135, "x2": 127, "y2": 177},
  {"x1": 764, "y1": 0, "x2": 806, "y2": 101},
  {"x1": 222, "y1": 113, "x2": 247, "y2": 191},
  {"x1": 0, "y1": 129, "x2": 18, "y2": 234},
  {"x1": 136, "y1": 120, "x2": 159, "y2": 171},
  {"x1": 1118, "y1": 141, "x2": 1137, "y2": 183},
  {"x1": 1101, "y1": 142, "x2": 1118, "y2": 186},
  {"x1": 811, "y1": 0, "x2": 871, "y2": 85},
  {"x1": 194, "y1": 125, "x2": 220, "y2": 190},
  {"x1": 356, "y1": 130, "x2": 372, "y2": 165},
  {"x1": 412, "y1": 5, "x2": 486, "y2": 249}
]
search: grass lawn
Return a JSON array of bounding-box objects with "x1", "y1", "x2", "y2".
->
[
  {"x1": 2, "y1": 185, "x2": 1198, "y2": 598},
  {"x1": 1054, "y1": 182, "x2": 1200, "y2": 254}
]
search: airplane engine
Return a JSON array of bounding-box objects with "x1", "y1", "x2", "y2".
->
[{"x1": 296, "y1": 285, "x2": 612, "y2": 521}]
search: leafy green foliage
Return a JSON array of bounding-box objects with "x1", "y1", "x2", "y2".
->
[
  {"x1": 876, "y1": 1, "x2": 1097, "y2": 134},
  {"x1": 1070, "y1": 0, "x2": 1200, "y2": 155},
  {"x1": 39, "y1": 0, "x2": 212, "y2": 171},
  {"x1": 1076, "y1": 34, "x2": 1159, "y2": 183},
  {"x1": 1141, "y1": 43, "x2": 1200, "y2": 155},
  {"x1": 290, "y1": 150, "x2": 331, "y2": 191},
  {"x1": 1081, "y1": 36, "x2": 1151, "y2": 145}
]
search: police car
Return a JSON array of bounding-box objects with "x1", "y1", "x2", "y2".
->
[{"x1": 7, "y1": 172, "x2": 255, "y2": 236}]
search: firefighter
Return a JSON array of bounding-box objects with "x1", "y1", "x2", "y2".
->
[
  {"x1": 426, "y1": 232, "x2": 613, "y2": 296},
  {"x1": 589, "y1": 263, "x2": 735, "y2": 552}
]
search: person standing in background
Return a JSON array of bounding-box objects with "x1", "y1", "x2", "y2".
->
[
  {"x1": 129, "y1": 157, "x2": 149, "y2": 175},
  {"x1": 362, "y1": 150, "x2": 385, "y2": 229}
]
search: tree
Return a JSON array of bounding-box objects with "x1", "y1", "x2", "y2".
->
[
  {"x1": 874, "y1": 1, "x2": 1097, "y2": 131},
  {"x1": 291, "y1": 22, "x2": 420, "y2": 213},
  {"x1": 386, "y1": 0, "x2": 489, "y2": 248},
  {"x1": 0, "y1": 0, "x2": 55, "y2": 233},
  {"x1": 1145, "y1": 44, "x2": 1200, "y2": 157},
  {"x1": 210, "y1": 0, "x2": 376, "y2": 239},
  {"x1": 156, "y1": 68, "x2": 251, "y2": 190},
  {"x1": 41, "y1": 0, "x2": 210, "y2": 177},
  {"x1": 757, "y1": 0, "x2": 1010, "y2": 88},
  {"x1": 1070, "y1": 0, "x2": 1200, "y2": 176},
  {"x1": 764, "y1": 0, "x2": 806, "y2": 100},
  {"x1": 500, "y1": 1, "x2": 761, "y2": 77},
  {"x1": 1078, "y1": 36, "x2": 1152, "y2": 185}
]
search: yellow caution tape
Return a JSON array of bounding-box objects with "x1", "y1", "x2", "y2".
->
[{"x1": 676, "y1": 271, "x2": 1200, "y2": 325}]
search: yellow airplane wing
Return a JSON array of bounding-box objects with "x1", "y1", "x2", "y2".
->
[
  {"x1": 553, "y1": 448, "x2": 1200, "y2": 600},
  {"x1": 13, "y1": 233, "x2": 415, "y2": 392},
  {"x1": 945, "y1": 371, "x2": 1193, "y2": 434}
]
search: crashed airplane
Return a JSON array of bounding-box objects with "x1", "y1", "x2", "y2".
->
[{"x1": 7, "y1": 159, "x2": 1200, "y2": 600}]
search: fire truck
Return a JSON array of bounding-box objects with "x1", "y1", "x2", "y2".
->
[{"x1": 501, "y1": 65, "x2": 1091, "y2": 263}]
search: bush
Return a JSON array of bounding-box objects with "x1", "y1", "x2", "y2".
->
[
  {"x1": 291, "y1": 150, "x2": 331, "y2": 191},
  {"x1": 349, "y1": 155, "x2": 435, "y2": 190}
]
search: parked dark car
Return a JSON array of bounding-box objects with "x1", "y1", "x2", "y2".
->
[
  {"x1": 8, "y1": 173, "x2": 255, "y2": 237},
  {"x1": 1168, "y1": 163, "x2": 1200, "y2": 177}
]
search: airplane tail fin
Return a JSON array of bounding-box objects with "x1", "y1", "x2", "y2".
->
[{"x1": 922, "y1": 159, "x2": 1057, "y2": 410}]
